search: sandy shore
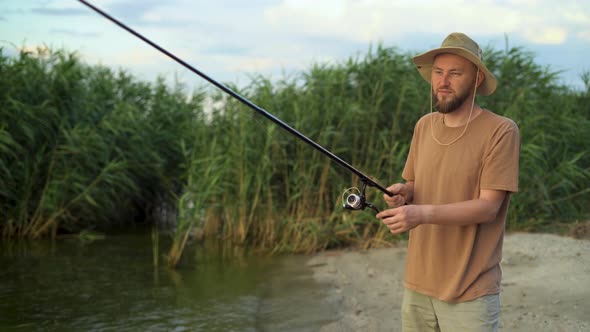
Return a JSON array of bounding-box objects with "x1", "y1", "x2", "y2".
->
[{"x1": 307, "y1": 233, "x2": 589, "y2": 332}]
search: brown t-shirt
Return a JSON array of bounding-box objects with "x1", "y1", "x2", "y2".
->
[{"x1": 402, "y1": 109, "x2": 520, "y2": 303}]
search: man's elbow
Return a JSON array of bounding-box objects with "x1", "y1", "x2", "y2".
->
[
  {"x1": 478, "y1": 190, "x2": 507, "y2": 224},
  {"x1": 479, "y1": 199, "x2": 503, "y2": 224}
]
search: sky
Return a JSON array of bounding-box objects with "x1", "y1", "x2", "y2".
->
[{"x1": 1, "y1": 0, "x2": 589, "y2": 92}]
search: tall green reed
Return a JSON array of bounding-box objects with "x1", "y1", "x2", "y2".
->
[
  {"x1": 0, "y1": 48, "x2": 199, "y2": 239},
  {"x1": 176, "y1": 45, "x2": 426, "y2": 254},
  {"x1": 177, "y1": 43, "x2": 589, "y2": 253},
  {"x1": 484, "y1": 46, "x2": 590, "y2": 229},
  {"x1": 2, "y1": 42, "x2": 588, "y2": 258}
]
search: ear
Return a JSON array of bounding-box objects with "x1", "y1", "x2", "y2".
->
[{"x1": 476, "y1": 69, "x2": 485, "y2": 88}]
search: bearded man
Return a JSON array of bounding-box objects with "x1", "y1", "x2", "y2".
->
[{"x1": 376, "y1": 32, "x2": 520, "y2": 332}]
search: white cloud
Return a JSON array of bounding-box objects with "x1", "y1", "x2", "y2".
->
[
  {"x1": 523, "y1": 27, "x2": 568, "y2": 44},
  {"x1": 264, "y1": 1, "x2": 382, "y2": 43},
  {"x1": 46, "y1": 0, "x2": 84, "y2": 10},
  {"x1": 578, "y1": 30, "x2": 590, "y2": 41},
  {"x1": 261, "y1": 0, "x2": 589, "y2": 46},
  {"x1": 229, "y1": 56, "x2": 281, "y2": 72},
  {"x1": 140, "y1": 10, "x2": 164, "y2": 23},
  {"x1": 563, "y1": 11, "x2": 590, "y2": 25},
  {"x1": 112, "y1": 48, "x2": 165, "y2": 66},
  {"x1": 11, "y1": 0, "x2": 587, "y2": 89}
]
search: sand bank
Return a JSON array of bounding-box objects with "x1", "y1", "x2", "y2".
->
[{"x1": 308, "y1": 233, "x2": 589, "y2": 332}]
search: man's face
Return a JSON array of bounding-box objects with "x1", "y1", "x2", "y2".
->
[{"x1": 431, "y1": 53, "x2": 478, "y2": 114}]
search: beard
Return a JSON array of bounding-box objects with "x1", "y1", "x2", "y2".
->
[{"x1": 432, "y1": 81, "x2": 475, "y2": 114}]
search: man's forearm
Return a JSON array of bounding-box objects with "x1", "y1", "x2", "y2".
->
[{"x1": 421, "y1": 190, "x2": 506, "y2": 226}]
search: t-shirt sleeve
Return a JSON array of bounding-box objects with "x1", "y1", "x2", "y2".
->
[
  {"x1": 402, "y1": 121, "x2": 420, "y2": 182},
  {"x1": 480, "y1": 120, "x2": 520, "y2": 192}
]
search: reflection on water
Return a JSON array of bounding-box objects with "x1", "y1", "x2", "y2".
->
[{"x1": 0, "y1": 229, "x2": 336, "y2": 331}]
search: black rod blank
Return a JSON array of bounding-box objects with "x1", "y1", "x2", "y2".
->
[{"x1": 77, "y1": 0, "x2": 394, "y2": 197}]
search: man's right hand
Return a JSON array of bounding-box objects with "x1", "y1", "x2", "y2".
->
[{"x1": 384, "y1": 182, "x2": 412, "y2": 207}]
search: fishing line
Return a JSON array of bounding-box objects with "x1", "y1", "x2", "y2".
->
[{"x1": 77, "y1": 0, "x2": 394, "y2": 212}]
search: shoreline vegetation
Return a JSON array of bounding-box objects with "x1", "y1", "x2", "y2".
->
[{"x1": 1, "y1": 44, "x2": 589, "y2": 267}]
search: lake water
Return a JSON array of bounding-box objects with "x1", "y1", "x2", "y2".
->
[{"x1": 0, "y1": 229, "x2": 337, "y2": 331}]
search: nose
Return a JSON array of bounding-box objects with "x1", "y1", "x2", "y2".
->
[{"x1": 440, "y1": 72, "x2": 451, "y2": 86}]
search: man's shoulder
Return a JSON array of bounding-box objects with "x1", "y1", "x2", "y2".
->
[
  {"x1": 415, "y1": 112, "x2": 436, "y2": 127},
  {"x1": 480, "y1": 109, "x2": 519, "y2": 132}
]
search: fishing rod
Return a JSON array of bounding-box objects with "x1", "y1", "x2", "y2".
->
[{"x1": 78, "y1": 0, "x2": 394, "y2": 213}]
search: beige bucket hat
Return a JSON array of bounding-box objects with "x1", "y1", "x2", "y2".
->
[{"x1": 413, "y1": 32, "x2": 497, "y2": 96}]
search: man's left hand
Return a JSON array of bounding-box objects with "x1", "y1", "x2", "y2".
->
[{"x1": 376, "y1": 205, "x2": 430, "y2": 234}]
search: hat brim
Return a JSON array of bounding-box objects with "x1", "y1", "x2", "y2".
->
[{"x1": 413, "y1": 47, "x2": 497, "y2": 96}]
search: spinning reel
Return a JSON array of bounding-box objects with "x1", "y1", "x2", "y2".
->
[{"x1": 342, "y1": 181, "x2": 380, "y2": 213}]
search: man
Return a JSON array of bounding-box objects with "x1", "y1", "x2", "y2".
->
[{"x1": 376, "y1": 32, "x2": 520, "y2": 331}]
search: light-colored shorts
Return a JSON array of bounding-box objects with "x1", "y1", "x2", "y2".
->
[{"x1": 401, "y1": 288, "x2": 500, "y2": 332}]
